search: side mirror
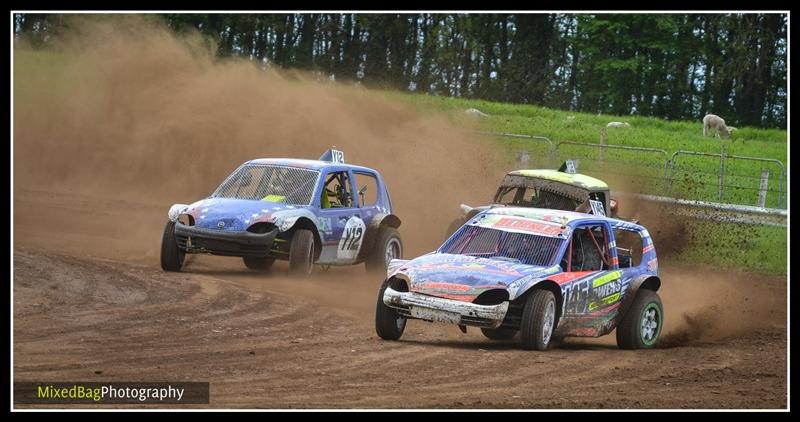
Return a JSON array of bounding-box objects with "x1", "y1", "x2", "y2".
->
[{"x1": 357, "y1": 185, "x2": 367, "y2": 206}]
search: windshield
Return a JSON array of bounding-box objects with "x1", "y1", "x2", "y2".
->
[
  {"x1": 212, "y1": 164, "x2": 320, "y2": 205},
  {"x1": 495, "y1": 186, "x2": 582, "y2": 210},
  {"x1": 440, "y1": 225, "x2": 565, "y2": 266}
]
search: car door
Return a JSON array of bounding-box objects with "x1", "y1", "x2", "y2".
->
[
  {"x1": 353, "y1": 170, "x2": 382, "y2": 226},
  {"x1": 612, "y1": 224, "x2": 652, "y2": 301},
  {"x1": 559, "y1": 222, "x2": 624, "y2": 327},
  {"x1": 316, "y1": 169, "x2": 366, "y2": 265}
]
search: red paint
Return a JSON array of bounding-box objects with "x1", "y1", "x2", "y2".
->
[
  {"x1": 493, "y1": 217, "x2": 562, "y2": 237},
  {"x1": 415, "y1": 282, "x2": 471, "y2": 292},
  {"x1": 549, "y1": 271, "x2": 597, "y2": 285}
]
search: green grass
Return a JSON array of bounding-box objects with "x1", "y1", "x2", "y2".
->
[
  {"x1": 385, "y1": 92, "x2": 787, "y2": 156},
  {"x1": 385, "y1": 92, "x2": 788, "y2": 208},
  {"x1": 383, "y1": 91, "x2": 788, "y2": 274},
  {"x1": 669, "y1": 220, "x2": 787, "y2": 275}
]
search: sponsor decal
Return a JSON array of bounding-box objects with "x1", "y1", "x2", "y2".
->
[
  {"x1": 592, "y1": 270, "x2": 622, "y2": 288},
  {"x1": 588, "y1": 292, "x2": 621, "y2": 311},
  {"x1": 318, "y1": 217, "x2": 332, "y2": 233},
  {"x1": 551, "y1": 271, "x2": 595, "y2": 285},
  {"x1": 262, "y1": 194, "x2": 286, "y2": 202},
  {"x1": 492, "y1": 217, "x2": 563, "y2": 237},
  {"x1": 560, "y1": 270, "x2": 623, "y2": 315}
]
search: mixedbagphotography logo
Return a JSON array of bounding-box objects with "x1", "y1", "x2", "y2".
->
[{"x1": 14, "y1": 382, "x2": 210, "y2": 404}]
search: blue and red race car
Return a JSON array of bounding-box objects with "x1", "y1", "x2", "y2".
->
[
  {"x1": 161, "y1": 149, "x2": 402, "y2": 275},
  {"x1": 376, "y1": 207, "x2": 663, "y2": 350}
]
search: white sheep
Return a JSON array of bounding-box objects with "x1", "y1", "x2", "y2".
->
[
  {"x1": 606, "y1": 121, "x2": 630, "y2": 128},
  {"x1": 464, "y1": 108, "x2": 489, "y2": 118},
  {"x1": 703, "y1": 114, "x2": 732, "y2": 138}
]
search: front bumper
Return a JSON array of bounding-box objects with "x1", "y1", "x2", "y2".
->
[
  {"x1": 383, "y1": 287, "x2": 509, "y2": 328},
  {"x1": 174, "y1": 224, "x2": 279, "y2": 258}
]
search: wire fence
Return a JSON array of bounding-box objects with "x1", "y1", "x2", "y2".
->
[{"x1": 476, "y1": 131, "x2": 788, "y2": 212}]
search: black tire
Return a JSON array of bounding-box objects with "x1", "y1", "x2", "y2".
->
[
  {"x1": 288, "y1": 229, "x2": 315, "y2": 276},
  {"x1": 481, "y1": 327, "x2": 517, "y2": 341},
  {"x1": 243, "y1": 256, "x2": 275, "y2": 271},
  {"x1": 375, "y1": 279, "x2": 406, "y2": 340},
  {"x1": 365, "y1": 226, "x2": 403, "y2": 273},
  {"x1": 519, "y1": 289, "x2": 558, "y2": 350},
  {"x1": 616, "y1": 289, "x2": 664, "y2": 350},
  {"x1": 160, "y1": 221, "x2": 184, "y2": 272},
  {"x1": 445, "y1": 217, "x2": 466, "y2": 240}
]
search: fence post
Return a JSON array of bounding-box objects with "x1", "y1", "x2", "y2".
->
[
  {"x1": 599, "y1": 128, "x2": 606, "y2": 162},
  {"x1": 719, "y1": 145, "x2": 726, "y2": 201},
  {"x1": 758, "y1": 169, "x2": 769, "y2": 208}
]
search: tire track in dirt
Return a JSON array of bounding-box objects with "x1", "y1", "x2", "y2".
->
[{"x1": 14, "y1": 247, "x2": 787, "y2": 408}]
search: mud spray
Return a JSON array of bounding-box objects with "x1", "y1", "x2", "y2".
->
[{"x1": 13, "y1": 15, "x2": 785, "y2": 344}]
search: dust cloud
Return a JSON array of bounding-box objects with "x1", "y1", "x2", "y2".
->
[
  {"x1": 658, "y1": 265, "x2": 785, "y2": 345},
  {"x1": 13, "y1": 15, "x2": 504, "y2": 258}
]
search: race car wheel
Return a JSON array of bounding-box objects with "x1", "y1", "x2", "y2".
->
[
  {"x1": 375, "y1": 279, "x2": 406, "y2": 340},
  {"x1": 616, "y1": 289, "x2": 663, "y2": 349},
  {"x1": 520, "y1": 289, "x2": 557, "y2": 351},
  {"x1": 365, "y1": 226, "x2": 402, "y2": 273},
  {"x1": 481, "y1": 327, "x2": 517, "y2": 340},
  {"x1": 243, "y1": 256, "x2": 275, "y2": 271},
  {"x1": 288, "y1": 229, "x2": 315, "y2": 276},
  {"x1": 160, "y1": 221, "x2": 184, "y2": 272}
]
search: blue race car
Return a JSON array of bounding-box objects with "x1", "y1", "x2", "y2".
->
[
  {"x1": 375, "y1": 207, "x2": 662, "y2": 350},
  {"x1": 161, "y1": 149, "x2": 402, "y2": 275}
]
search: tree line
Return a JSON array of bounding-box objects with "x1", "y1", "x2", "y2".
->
[{"x1": 14, "y1": 13, "x2": 787, "y2": 128}]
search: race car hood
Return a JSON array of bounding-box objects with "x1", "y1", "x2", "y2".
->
[
  {"x1": 392, "y1": 253, "x2": 557, "y2": 302},
  {"x1": 184, "y1": 197, "x2": 306, "y2": 232}
]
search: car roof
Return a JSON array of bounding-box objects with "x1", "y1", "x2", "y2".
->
[
  {"x1": 506, "y1": 169, "x2": 608, "y2": 190},
  {"x1": 477, "y1": 206, "x2": 644, "y2": 230},
  {"x1": 245, "y1": 158, "x2": 376, "y2": 173}
]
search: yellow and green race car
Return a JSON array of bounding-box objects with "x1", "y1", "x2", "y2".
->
[{"x1": 447, "y1": 161, "x2": 621, "y2": 237}]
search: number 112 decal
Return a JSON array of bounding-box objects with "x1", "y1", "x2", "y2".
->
[{"x1": 337, "y1": 216, "x2": 366, "y2": 261}]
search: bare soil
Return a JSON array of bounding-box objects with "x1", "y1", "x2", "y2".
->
[{"x1": 13, "y1": 189, "x2": 787, "y2": 409}]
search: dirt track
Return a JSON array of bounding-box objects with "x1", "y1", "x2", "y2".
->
[
  {"x1": 13, "y1": 189, "x2": 787, "y2": 409},
  {"x1": 11, "y1": 19, "x2": 788, "y2": 408}
]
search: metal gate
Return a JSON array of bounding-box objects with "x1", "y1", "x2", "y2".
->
[
  {"x1": 553, "y1": 141, "x2": 670, "y2": 196},
  {"x1": 668, "y1": 147, "x2": 787, "y2": 208}
]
